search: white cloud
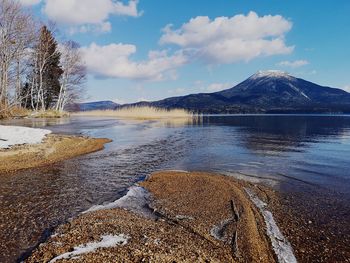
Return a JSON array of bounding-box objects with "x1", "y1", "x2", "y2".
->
[
  {"x1": 113, "y1": 98, "x2": 126, "y2": 104},
  {"x1": 136, "y1": 97, "x2": 150, "y2": 102},
  {"x1": 42, "y1": 0, "x2": 141, "y2": 33},
  {"x1": 343, "y1": 85, "x2": 350, "y2": 92},
  {"x1": 197, "y1": 82, "x2": 231, "y2": 93},
  {"x1": 68, "y1": 22, "x2": 112, "y2": 35},
  {"x1": 295, "y1": 69, "x2": 317, "y2": 76},
  {"x1": 114, "y1": 0, "x2": 141, "y2": 17},
  {"x1": 277, "y1": 60, "x2": 309, "y2": 68},
  {"x1": 310, "y1": 70, "x2": 317, "y2": 75},
  {"x1": 160, "y1": 11, "x2": 294, "y2": 64},
  {"x1": 19, "y1": 0, "x2": 41, "y2": 5},
  {"x1": 193, "y1": 80, "x2": 232, "y2": 92},
  {"x1": 168, "y1": 88, "x2": 186, "y2": 95},
  {"x1": 205, "y1": 83, "x2": 231, "y2": 92},
  {"x1": 168, "y1": 83, "x2": 231, "y2": 95},
  {"x1": 81, "y1": 43, "x2": 188, "y2": 81}
]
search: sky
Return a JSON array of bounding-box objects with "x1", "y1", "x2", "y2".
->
[{"x1": 20, "y1": 0, "x2": 350, "y2": 103}]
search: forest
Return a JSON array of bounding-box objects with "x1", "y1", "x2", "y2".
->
[{"x1": 0, "y1": 0, "x2": 85, "y2": 118}]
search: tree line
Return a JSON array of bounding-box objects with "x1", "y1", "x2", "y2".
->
[{"x1": 0, "y1": 0, "x2": 86, "y2": 116}]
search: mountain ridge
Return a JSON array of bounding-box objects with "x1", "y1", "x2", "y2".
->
[
  {"x1": 125, "y1": 71, "x2": 350, "y2": 114},
  {"x1": 77, "y1": 101, "x2": 119, "y2": 111}
]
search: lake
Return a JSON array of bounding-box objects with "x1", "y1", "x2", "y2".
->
[{"x1": 0, "y1": 115, "x2": 350, "y2": 262}]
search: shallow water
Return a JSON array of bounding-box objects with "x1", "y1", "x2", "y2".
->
[{"x1": 1, "y1": 115, "x2": 350, "y2": 262}]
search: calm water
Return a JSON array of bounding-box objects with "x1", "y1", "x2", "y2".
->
[{"x1": 1, "y1": 115, "x2": 350, "y2": 262}]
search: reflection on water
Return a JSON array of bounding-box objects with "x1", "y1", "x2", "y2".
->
[
  {"x1": 162, "y1": 115, "x2": 350, "y2": 194},
  {"x1": 1, "y1": 115, "x2": 350, "y2": 262},
  {"x1": 0, "y1": 117, "x2": 71, "y2": 128}
]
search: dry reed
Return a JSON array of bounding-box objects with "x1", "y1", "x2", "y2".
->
[
  {"x1": 0, "y1": 105, "x2": 30, "y2": 119},
  {"x1": 72, "y1": 106, "x2": 194, "y2": 120}
]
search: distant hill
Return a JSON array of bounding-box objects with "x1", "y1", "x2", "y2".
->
[
  {"x1": 76, "y1": 101, "x2": 119, "y2": 111},
  {"x1": 130, "y1": 71, "x2": 350, "y2": 114}
]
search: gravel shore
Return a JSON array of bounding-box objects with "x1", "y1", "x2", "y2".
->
[{"x1": 26, "y1": 171, "x2": 285, "y2": 263}]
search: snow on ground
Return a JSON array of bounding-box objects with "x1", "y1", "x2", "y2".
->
[
  {"x1": 0, "y1": 125, "x2": 51, "y2": 149},
  {"x1": 84, "y1": 186, "x2": 156, "y2": 219},
  {"x1": 245, "y1": 188, "x2": 297, "y2": 263},
  {"x1": 49, "y1": 234, "x2": 130, "y2": 263},
  {"x1": 251, "y1": 70, "x2": 293, "y2": 80}
]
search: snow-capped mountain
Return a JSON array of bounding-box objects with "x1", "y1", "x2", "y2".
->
[
  {"x1": 217, "y1": 70, "x2": 349, "y2": 106},
  {"x1": 129, "y1": 71, "x2": 350, "y2": 113},
  {"x1": 249, "y1": 70, "x2": 294, "y2": 80}
]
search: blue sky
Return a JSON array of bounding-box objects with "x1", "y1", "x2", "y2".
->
[{"x1": 22, "y1": 0, "x2": 350, "y2": 103}]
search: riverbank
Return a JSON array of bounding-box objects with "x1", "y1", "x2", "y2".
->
[
  {"x1": 0, "y1": 134, "x2": 111, "y2": 173},
  {"x1": 25, "y1": 171, "x2": 295, "y2": 263}
]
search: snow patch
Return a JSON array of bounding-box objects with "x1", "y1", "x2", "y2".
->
[
  {"x1": 245, "y1": 188, "x2": 297, "y2": 263},
  {"x1": 49, "y1": 234, "x2": 129, "y2": 263},
  {"x1": 84, "y1": 186, "x2": 155, "y2": 218},
  {"x1": 251, "y1": 70, "x2": 292, "y2": 80},
  {"x1": 0, "y1": 125, "x2": 51, "y2": 149},
  {"x1": 288, "y1": 83, "x2": 310, "y2": 100}
]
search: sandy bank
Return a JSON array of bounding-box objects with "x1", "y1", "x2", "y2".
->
[
  {"x1": 25, "y1": 171, "x2": 295, "y2": 263},
  {"x1": 0, "y1": 135, "x2": 111, "y2": 173}
]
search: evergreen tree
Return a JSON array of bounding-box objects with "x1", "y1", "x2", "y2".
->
[
  {"x1": 29, "y1": 26, "x2": 62, "y2": 110},
  {"x1": 39, "y1": 26, "x2": 63, "y2": 109}
]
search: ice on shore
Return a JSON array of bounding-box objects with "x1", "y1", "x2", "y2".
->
[
  {"x1": 84, "y1": 186, "x2": 156, "y2": 218},
  {"x1": 49, "y1": 234, "x2": 129, "y2": 263},
  {"x1": 245, "y1": 188, "x2": 297, "y2": 263},
  {"x1": 0, "y1": 125, "x2": 51, "y2": 149}
]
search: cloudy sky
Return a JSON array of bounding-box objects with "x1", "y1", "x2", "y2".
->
[{"x1": 21, "y1": 0, "x2": 350, "y2": 103}]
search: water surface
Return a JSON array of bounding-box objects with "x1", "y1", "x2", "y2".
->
[{"x1": 1, "y1": 115, "x2": 350, "y2": 262}]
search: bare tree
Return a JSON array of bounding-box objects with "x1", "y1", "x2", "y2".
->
[
  {"x1": 0, "y1": 0, "x2": 36, "y2": 110},
  {"x1": 55, "y1": 41, "x2": 86, "y2": 112},
  {"x1": 0, "y1": 1, "x2": 85, "y2": 117}
]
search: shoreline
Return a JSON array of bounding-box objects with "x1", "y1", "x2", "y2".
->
[
  {"x1": 0, "y1": 134, "x2": 111, "y2": 173},
  {"x1": 25, "y1": 171, "x2": 295, "y2": 263}
]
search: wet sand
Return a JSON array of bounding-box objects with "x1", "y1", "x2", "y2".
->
[
  {"x1": 0, "y1": 135, "x2": 111, "y2": 173},
  {"x1": 26, "y1": 171, "x2": 287, "y2": 263}
]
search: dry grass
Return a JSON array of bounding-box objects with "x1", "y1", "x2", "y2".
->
[
  {"x1": 0, "y1": 106, "x2": 30, "y2": 119},
  {"x1": 30, "y1": 110, "x2": 69, "y2": 118},
  {"x1": 73, "y1": 106, "x2": 194, "y2": 120},
  {"x1": 0, "y1": 105, "x2": 69, "y2": 119}
]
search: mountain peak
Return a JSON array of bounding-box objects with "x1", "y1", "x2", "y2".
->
[
  {"x1": 250, "y1": 70, "x2": 292, "y2": 80},
  {"x1": 130, "y1": 72, "x2": 350, "y2": 114}
]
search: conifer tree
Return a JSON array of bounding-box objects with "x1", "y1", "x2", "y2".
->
[{"x1": 30, "y1": 25, "x2": 62, "y2": 110}]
